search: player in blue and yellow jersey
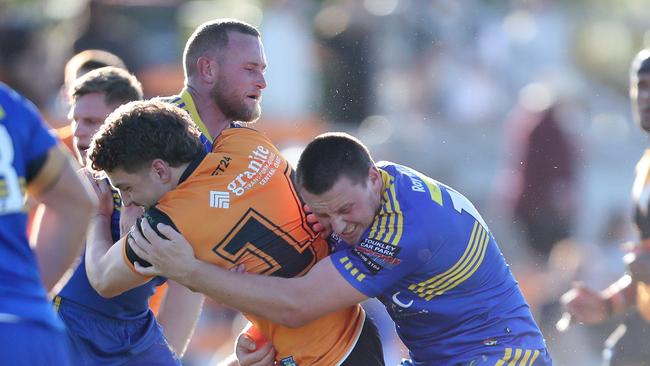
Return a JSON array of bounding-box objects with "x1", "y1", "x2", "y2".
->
[
  {"x1": 85, "y1": 100, "x2": 384, "y2": 366},
  {"x1": 131, "y1": 132, "x2": 553, "y2": 366},
  {"x1": 0, "y1": 83, "x2": 96, "y2": 365},
  {"x1": 83, "y1": 19, "x2": 384, "y2": 366},
  {"x1": 49, "y1": 67, "x2": 204, "y2": 366}
]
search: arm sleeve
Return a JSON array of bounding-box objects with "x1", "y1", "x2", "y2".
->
[
  {"x1": 329, "y1": 234, "x2": 423, "y2": 298},
  {"x1": 19, "y1": 93, "x2": 58, "y2": 168}
]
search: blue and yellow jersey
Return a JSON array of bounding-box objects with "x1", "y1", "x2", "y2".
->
[
  {"x1": 57, "y1": 89, "x2": 218, "y2": 320},
  {"x1": 57, "y1": 186, "x2": 167, "y2": 320},
  {"x1": 0, "y1": 83, "x2": 62, "y2": 329},
  {"x1": 330, "y1": 161, "x2": 547, "y2": 365},
  {"x1": 157, "y1": 88, "x2": 213, "y2": 151}
]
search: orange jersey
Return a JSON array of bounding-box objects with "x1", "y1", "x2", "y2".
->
[{"x1": 124, "y1": 127, "x2": 365, "y2": 365}]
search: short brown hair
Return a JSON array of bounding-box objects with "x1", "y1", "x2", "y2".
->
[
  {"x1": 64, "y1": 49, "x2": 126, "y2": 86},
  {"x1": 183, "y1": 18, "x2": 260, "y2": 77},
  {"x1": 89, "y1": 100, "x2": 204, "y2": 173},
  {"x1": 297, "y1": 132, "x2": 374, "y2": 195},
  {"x1": 69, "y1": 66, "x2": 143, "y2": 109}
]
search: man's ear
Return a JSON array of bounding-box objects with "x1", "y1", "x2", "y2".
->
[
  {"x1": 151, "y1": 159, "x2": 172, "y2": 183},
  {"x1": 196, "y1": 55, "x2": 218, "y2": 83},
  {"x1": 368, "y1": 166, "x2": 384, "y2": 195}
]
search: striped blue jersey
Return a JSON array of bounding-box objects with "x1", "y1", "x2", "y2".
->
[
  {"x1": 157, "y1": 88, "x2": 213, "y2": 151},
  {"x1": 0, "y1": 83, "x2": 61, "y2": 329},
  {"x1": 57, "y1": 188, "x2": 166, "y2": 319},
  {"x1": 58, "y1": 89, "x2": 216, "y2": 319},
  {"x1": 330, "y1": 161, "x2": 547, "y2": 364}
]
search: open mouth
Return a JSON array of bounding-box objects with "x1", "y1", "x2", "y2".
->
[{"x1": 341, "y1": 225, "x2": 357, "y2": 239}]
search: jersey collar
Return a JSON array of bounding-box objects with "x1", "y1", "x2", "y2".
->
[{"x1": 178, "y1": 88, "x2": 214, "y2": 142}]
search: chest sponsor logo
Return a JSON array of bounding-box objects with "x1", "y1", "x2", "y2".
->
[
  {"x1": 209, "y1": 190, "x2": 230, "y2": 208},
  {"x1": 351, "y1": 238, "x2": 401, "y2": 273},
  {"x1": 210, "y1": 156, "x2": 231, "y2": 176},
  {"x1": 385, "y1": 291, "x2": 429, "y2": 318},
  {"x1": 391, "y1": 291, "x2": 413, "y2": 308},
  {"x1": 227, "y1": 145, "x2": 281, "y2": 197}
]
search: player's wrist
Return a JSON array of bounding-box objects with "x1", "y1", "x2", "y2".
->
[{"x1": 175, "y1": 256, "x2": 200, "y2": 286}]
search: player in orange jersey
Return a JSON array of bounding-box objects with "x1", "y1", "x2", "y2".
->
[
  {"x1": 86, "y1": 100, "x2": 384, "y2": 366},
  {"x1": 48, "y1": 67, "x2": 203, "y2": 365}
]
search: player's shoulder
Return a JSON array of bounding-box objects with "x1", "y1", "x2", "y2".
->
[
  {"x1": 377, "y1": 162, "x2": 440, "y2": 205},
  {"x1": 152, "y1": 93, "x2": 182, "y2": 105},
  {"x1": 0, "y1": 83, "x2": 36, "y2": 118},
  {"x1": 216, "y1": 125, "x2": 278, "y2": 152}
]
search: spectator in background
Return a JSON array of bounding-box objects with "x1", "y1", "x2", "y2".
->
[
  {"x1": 499, "y1": 86, "x2": 580, "y2": 264},
  {"x1": 562, "y1": 49, "x2": 650, "y2": 366}
]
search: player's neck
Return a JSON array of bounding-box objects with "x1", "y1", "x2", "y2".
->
[
  {"x1": 186, "y1": 86, "x2": 231, "y2": 137},
  {"x1": 169, "y1": 161, "x2": 192, "y2": 190}
]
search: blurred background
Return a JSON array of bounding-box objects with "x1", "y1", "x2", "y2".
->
[{"x1": 3, "y1": 0, "x2": 650, "y2": 364}]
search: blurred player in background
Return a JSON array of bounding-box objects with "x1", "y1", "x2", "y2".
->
[
  {"x1": 0, "y1": 83, "x2": 96, "y2": 364},
  {"x1": 55, "y1": 49, "x2": 128, "y2": 151},
  {"x1": 562, "y1": 49, "x2": 650, "y2": 366},
  {"x1": 50, "y1": 67, "x2": 203, "y2": 365}
]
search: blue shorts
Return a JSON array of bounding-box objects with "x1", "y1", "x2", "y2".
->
[
  {"x1": 0, "y1": 319, "x2": 72, "y2": 366},
  {"x1": 56, "y1": 298, "x2": 180, "y2": 366},
  {"x1": 400, "y1": 347, "x2": 553, "y2": 366}
]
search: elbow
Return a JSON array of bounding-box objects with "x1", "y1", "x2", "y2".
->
[
  {"x1": 276, "y1": 304, "x2": 317, "y2": 328},
  {"x1": 87, "y1": 270, "x2": 123, "y2": 298},
  {"x1": 93, "y1": 283, "x2": 124, "y2": 298}
]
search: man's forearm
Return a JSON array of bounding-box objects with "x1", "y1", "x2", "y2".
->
[
  {"x1": 157, "y1": 281, "x2": 204, "y2": 357},
  {"x1": 178, "y1": 259, "x2": 304, "y2": 327},
  {"x1": 84, "y1": 215, "x2": 115, "y2": 290},
  {"x1": 85, "y1": 216, "x2": 149, "y2": 297}
]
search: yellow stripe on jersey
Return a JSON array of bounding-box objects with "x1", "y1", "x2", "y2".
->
[
  {"x1": 520, "y1": 349, "x2": 533, "y2": 365},
  {"x1": 53, "y1": 295, "x2": 62, "y2": 312},
  {"x1": 339, "y1": 256, "x2": 366, "y2": 282},
  {"x1": 367, "y1": 206, "x2": 382, "y2": 239},
  {"x1": 0, "y1": 105, "x2": 5, "y2": 119},
  {"x1": 415, "y1": 171, "x2": 443, "y2": 206},
  {"x1": 27, "y1": 145, "x2": 66, "y2": 197},
  {"x1": 174, "y1": 89, "x2": 213, "y2": 142},
  {"x1": 369, "y1": 169, "x2": 403, "y2": 246},
  {"x1": 528, "y1": 350, "x2": 540, "y2": 365},
  {"x1": 408, "y1": 220, "x2": 489, "y2": 300},
  {"x1": 386, "y1": 179, "x2": 403, "y2": 244},
  {"x1": 508, "y1": 348, "x2": 523, "y2": 365},
  {"x1": 494, "y1": 348, "x2": 541, "y2": 366},
  {"x1": 495, "y1": 348, "x2": 512, "y2": 366}
]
